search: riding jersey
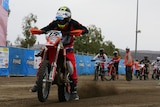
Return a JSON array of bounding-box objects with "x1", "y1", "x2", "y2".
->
[
  {"x1": 140, "y1": 59, "x2": 151, "y2": 67},
  {"x1": 92, "y1": 53, "x2": 108, "y2": 70},
  {"x1": 92, "y1": 53, "x2": 108, "y2": 62},
  {"x1": 111, "y1": 56, "x2": 121, "y2": 63},
  {"x1": 152, "y1": 61, "x2": 160, "y2": 70},
  {"x1": 110, "y1": 56, "x2": 121, "y2": 74},
  {"x1": 40, "y1": 19, "x2": 88, "y2": 49}
]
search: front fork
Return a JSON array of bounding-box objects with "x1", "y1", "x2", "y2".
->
[{"x1": 48, "y1": 44, "x2": 61, "y2": 82}]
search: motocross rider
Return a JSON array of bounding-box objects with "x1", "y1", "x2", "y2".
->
[
  {"x1": 92, "y1": 48, "x2": 108, "y2": 61},
  {"x1": 110, "y1": 51, "x2": 121, "y2": 79},
  {"x1": 91, "y1": 48, "x2": 108, "y2": 80},
  {"x1": 151, "y1": 57, "x2": 160, "y2": 79},
  {"x1": 30, "y1": 6, "x2": 88, "y2": 100},
  {"x1": 140, "y1": 56, "x2": 151, "y2": 78},
  {"x1": 133, "y1": 59, "x2": 141, "y2": 78}
]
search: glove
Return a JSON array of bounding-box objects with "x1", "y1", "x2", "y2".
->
[{"x1": 30, "y1": 28, "x2": 42, "y2": 34}]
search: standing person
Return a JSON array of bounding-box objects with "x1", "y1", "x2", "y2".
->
[
  {"x1": 91, "y1": 48, "x2": 108, "y2": 80},
  {"x1": 133, "y1": 59, "x2": 141, "y2": 78},
  {"x1": 124, "y1": 48, "x2": 133, "y2": 81},
  {"x1": 30, "y1": 6, "x2": 88, "y2": 101},
  {"x1": 110, "y1": 51, "x2": 121, "y2": 79}
]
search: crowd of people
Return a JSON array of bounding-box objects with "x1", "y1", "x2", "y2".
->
[{"x1": 92, "y1": 47, "x2": 160, "y2": 82}]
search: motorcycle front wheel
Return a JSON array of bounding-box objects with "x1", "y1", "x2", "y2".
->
[
  {"x1": 144, "y1": 71, "x2": 148, "y2": 80},
  {"x1": 152, "y1": 72, "x2": 157, "y2": 80},
  {"x1": 58, "y1": 83, "x2": 71, "y2": 102},
  {"x1": 104, "y1": 70, "x2": 112, "y2": 81},
  {"x1": 37, "y1": 60, "x2": 51, "y2": 102}
]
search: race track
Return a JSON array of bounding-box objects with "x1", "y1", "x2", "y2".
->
[{"x1": 0, "y1": 75, "x2": 160, "y2": 107}]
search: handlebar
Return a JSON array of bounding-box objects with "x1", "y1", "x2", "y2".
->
[
  {"x1": 30, "y1": 28, "x2": 83, "y2": 36},
  {"x1": 30, "y1": 28, "x2": 42, "y2": 34},
  {"x1": 70, "y1": 30, "x2": 83, "y2": 36}
]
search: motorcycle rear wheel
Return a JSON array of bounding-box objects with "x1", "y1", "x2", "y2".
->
[
  {"x1": 37, "y1": 60, "x2": 51, "y2": 102},
  {"x1": 94, "y1": 68, "x2": 99, "y2": 81}
]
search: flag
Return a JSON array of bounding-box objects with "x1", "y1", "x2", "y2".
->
[{"x1": 0, "y1": 0, "x2": 9, "y2": 46}]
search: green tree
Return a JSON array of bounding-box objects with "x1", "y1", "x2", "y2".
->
[
  {"x1": 74, "y1": 25, "x2": 119, "y2": 56},
  {"x1": 74, "y1": 25, "x2": 103, "y2": 53},
  {"x1": 15, "y1": 13, "x2": 37, "y2": 48}
]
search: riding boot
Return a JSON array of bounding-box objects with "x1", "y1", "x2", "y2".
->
[
  {"x1": 70, "y1": 80, "x2": 79, "y2": 100},
  {"x1": 116, "y1": 74, "x2": 119, "y2": 79},
  {"x1": 29, "y1": 80, "x2": 38, "y2": 92}
]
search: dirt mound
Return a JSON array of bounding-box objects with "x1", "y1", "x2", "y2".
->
[{"x1": 78, "y1": 81, "x2": 118, "y2": 98}]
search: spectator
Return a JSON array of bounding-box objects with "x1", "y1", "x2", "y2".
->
[{"x1": 124, "y1": 48, "x2": 133, "y2": 81}]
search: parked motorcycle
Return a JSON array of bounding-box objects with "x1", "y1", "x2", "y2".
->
[{"x1": 30, "y1": 28, "x2": 82, "y2": 102}]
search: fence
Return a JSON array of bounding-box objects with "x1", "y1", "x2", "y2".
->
[{"x1": 0, "y1": 47, "x2": 126, "y2": 76}]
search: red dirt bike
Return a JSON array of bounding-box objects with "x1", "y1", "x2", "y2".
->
[
  {"x1": 152, "y1": 65, "x2": 160, "y2": 80},
  {"x1": 138, "y1": 64, "x2": 149, "y2": 80},
  {"x1": 104, "y1": 60, "x2": 116, "y2": 81},
  {"x1": 91, "y1": 59, "x2": 106, "y2": 81},
  {"x1": 30, "y1": 28, "x2": 82, "y2": 102}
]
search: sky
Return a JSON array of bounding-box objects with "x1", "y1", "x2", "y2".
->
[{"x1": 7, "y1": 0, "x2": 160, "y2": 51}]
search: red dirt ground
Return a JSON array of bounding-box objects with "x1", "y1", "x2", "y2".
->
[{"x1": 0, "y1": 75, "x2": 160, "y2": 107}]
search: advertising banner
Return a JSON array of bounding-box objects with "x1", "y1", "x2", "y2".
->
[{"x1": 0, "y1": 47, "x2": 9, "y2": 68}]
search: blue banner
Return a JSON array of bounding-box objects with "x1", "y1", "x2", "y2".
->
[{"x1": 0, "y1": 47, "x2": 126, "y2": 76}]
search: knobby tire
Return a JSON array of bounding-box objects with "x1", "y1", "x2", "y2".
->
[{"x1": 37, "y1": 60, "x2": 51, "y2": 102}]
